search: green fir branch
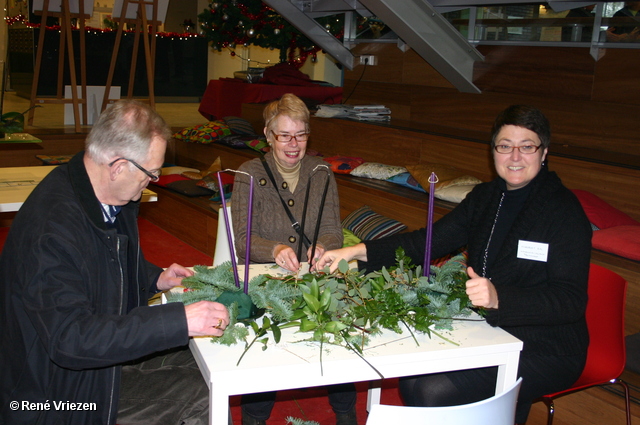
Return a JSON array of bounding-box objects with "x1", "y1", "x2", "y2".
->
[{"x1": 169, "y1": 250, "x2": 475, "y2": 369}]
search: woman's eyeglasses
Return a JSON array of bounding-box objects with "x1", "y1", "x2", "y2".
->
[
  {"x1": 494, "y1": 145, "x2": 543, "y2": 155},
  {"x1": 271, "y1": 132, "x2": 310, "y2": 143}
]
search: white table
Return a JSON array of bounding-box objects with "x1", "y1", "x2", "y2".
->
[
  {"x1": 0, "y1": 166, "x2": 157, "y2": 212},
  {"x1": 186, "y1": 264, "x2": 523, "y2": 425}
]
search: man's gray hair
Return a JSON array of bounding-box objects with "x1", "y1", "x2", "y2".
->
[{"x1": 85, "y1": 100, "x2": 171, "y2": 164}]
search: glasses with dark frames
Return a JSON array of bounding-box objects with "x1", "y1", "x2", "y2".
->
[
  {"x1": 108, "y1": 157, "x2": 161, "y2": 181},
  {"x1": 494, "y1": 144, "x2": 543, "y2": 155}
]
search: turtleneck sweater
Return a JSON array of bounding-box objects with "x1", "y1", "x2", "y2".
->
[{"x1": 274, "y1": 157, "x2": 301, "y2": 193}]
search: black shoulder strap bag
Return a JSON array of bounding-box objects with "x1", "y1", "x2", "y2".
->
[{"x1": 260, "y1": 156, "x2": 312, "y2": 249}]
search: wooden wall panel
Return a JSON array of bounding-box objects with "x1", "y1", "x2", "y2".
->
[
  {"x1": 308, "y1": 118, "x2": 423, "y2": 166},
  {"x1": 593, "y1": 48, "x2": 640, "y2": 106},
  {"x1": 474, "y1": 46, "x2": 595, "y2": 100},
  {"x1": 348, "y1": 43, "x2": 407, "y2": 85},
  {"x1": 342, "y1": 43, "x2": 638, "y2": 164}
]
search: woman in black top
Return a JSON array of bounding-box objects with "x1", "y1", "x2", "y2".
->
[{"x1": 314, "y1": 105, "x2": 592, "y2": 423}]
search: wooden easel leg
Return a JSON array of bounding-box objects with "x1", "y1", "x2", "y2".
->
[
  {"x1": 129, "y1": 25, "x2": 141, "y2": 99},
  {"x1": 102, "y1": 1, "x2": 130, "y2": 112},
  {"x1": 28, "y1": 0, "x2": 50, "y2": 126},
  {"x1": 79, "y1": 1, "x2": 88, "y2": 125},
  {"x1": 62, "y1": 2, "x2": 81, "y2": 133},
  {"x1": 139, "y1": 4, "x2": 155, "y2": 109}
]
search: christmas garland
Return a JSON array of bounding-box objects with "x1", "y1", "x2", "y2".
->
[{"x1": 166, "y1": 249, "x2": 481, "y2": 366}]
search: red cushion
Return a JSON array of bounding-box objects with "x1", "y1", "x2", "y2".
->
[
  {"x1": 571, "y1": 189, "x2": 640, "y2": 229},
  {"x1": 322, "y1": 156, "x2": 365, "y2": 174},
  {"x1": 592, "y1": 225, "x2": 640, "y2": 261},
  {"x1": 151, "y1": 174, "x2": 190, "y2": 188}
]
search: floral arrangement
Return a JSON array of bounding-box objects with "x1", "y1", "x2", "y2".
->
[{"x1": 166, "y1": 249, "x2": 479, "y2": 367}]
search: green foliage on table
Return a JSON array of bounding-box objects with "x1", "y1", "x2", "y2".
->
[
  {"x1": 0, "y1": 106, "x2": 41, "y2": 135},
  {"x1": 167, "y1": 249, "x2": 479, "y2": 362}
]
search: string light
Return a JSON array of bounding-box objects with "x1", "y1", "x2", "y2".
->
[{"x1": 4, "y1": 14, "x2": 202, "y2": 39}]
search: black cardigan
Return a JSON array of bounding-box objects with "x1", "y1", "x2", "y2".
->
[{"x1": 363, "y1": 167, "x2": 592, "y2": 358}]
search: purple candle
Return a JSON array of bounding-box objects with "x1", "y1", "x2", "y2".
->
[
  {"x1": 244, "y1": 175, "x2": 254, "y2": 294},
  {"x1": 217, "y1": 172, "x2": 240, "y2": 289},
  {"x1": 424, "y1": 172, "x2": 436, "y2": 277}
]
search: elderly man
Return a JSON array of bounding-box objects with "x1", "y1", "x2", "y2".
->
[{"x1": 0, "y1": 100, "x2": 228, "y2": 425}]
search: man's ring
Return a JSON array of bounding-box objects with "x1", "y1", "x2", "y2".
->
[{"x1": 213, "y1": 318, "x2": 223, "y2": 329}]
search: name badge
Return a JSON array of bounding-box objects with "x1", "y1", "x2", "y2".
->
[{"x1": 517, "y1": 240, "x2": 549, "y2": 262}]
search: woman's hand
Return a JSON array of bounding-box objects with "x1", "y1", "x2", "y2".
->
[
  {"x1": 312, "y1": 243, "x2": 368, "y2": 273},
  {"x1": 273, "y1": 244, "x2": 300, "y2": 272},
  {"x1": 156, "y1": 263, "x2": 194, "y2": 291},
  {"x1": 466, "y1": 267, "x2": 499, "y2": 309},
  {"x1": 306, "y1": 244, "x2": 326, "y2": 269}
]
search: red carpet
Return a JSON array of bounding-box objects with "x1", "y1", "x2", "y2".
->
[
  {"x1": 137, "y1": 218, "x2": 213, "y2": 268},
  {"x1": 229, "y1": 379, "x2": 404, "y2": 424}
]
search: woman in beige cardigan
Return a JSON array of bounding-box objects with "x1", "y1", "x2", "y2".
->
[
  {"x1": 230, "y1": 94, "x2": 355, "y2": 425},
  {"x1": 231, "y1": 93, "x2": 343, "y2": 273}
]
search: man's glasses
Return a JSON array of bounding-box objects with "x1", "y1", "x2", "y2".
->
[
  {"x1": 494, "y1": 145, "x2": 543, "y2": 155},
  {"x1": 108, "y1": 157, "x2": 161, "y2": 181},
  {"x1": 271, "y1": 131, "x2": 310, "y2": 143}
]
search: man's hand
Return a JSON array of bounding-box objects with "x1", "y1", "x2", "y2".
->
[
  {"x1": 156, "y1": 263, "x2": 194, "y2": 291},
  {"x1": 185, "y1": 301, "x2": 230, "y2": 337}
]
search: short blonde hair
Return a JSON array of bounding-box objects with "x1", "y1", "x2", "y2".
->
[{"x1": 263, "y1": 93, "x2": 310, "y2": 137}]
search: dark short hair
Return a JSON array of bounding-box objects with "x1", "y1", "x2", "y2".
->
[{"x1": 491, "y1": 105, "x2": 551, "y2": 149}]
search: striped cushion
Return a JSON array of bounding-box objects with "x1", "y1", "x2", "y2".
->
[
  {"x1": 341, "y1": 205, "x2": 407, "y2": 241},
  {"x1": 223, "y1": 116, "x2": 258, "y2": 136}
]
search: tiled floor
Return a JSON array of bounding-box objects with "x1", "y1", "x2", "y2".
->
[{"x1": 2, "y1": 91, "x2": 206, "y2": 131}]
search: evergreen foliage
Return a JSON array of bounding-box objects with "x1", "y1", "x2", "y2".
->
[{"x1": 166, "y1": 249, "x2": 480, "y2": 360}]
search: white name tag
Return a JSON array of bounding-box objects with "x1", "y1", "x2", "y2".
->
[{"x1": 517, "y1": 240, "x2": 549, "y2": 262}]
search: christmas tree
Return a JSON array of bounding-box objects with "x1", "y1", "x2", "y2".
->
[{"x1": 198, "y1": 0, "x2": 344, "y2": 66}]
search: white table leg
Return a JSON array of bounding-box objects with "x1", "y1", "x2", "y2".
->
[
  {"x1": 210, "y1": 390, "x2": 230, "y2": 425},
  {"x1": 366, "y1": 381, "x2": 382, "y2": 412},
  {"x1": 495, "y1": 351, "x2": 520, "y2": 394}
]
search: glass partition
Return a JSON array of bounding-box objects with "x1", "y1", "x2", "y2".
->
[{"x1": 441, "y1": 2, "x2": 639, "y2": 47}]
